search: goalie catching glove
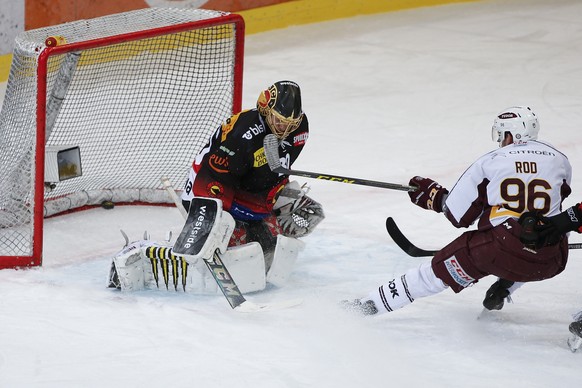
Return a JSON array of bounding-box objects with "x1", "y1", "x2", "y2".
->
[{"x1": 273, "y1": 181, "x2": 324, "y2": 238}]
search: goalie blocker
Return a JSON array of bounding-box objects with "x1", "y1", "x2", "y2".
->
[{"x1": 107, "y1": 197, "x2": 306, "y2": 294}]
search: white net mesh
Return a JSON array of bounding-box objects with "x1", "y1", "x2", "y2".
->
[{"x1": 0, "y1": 8, "x2": 243, "y2": 262}]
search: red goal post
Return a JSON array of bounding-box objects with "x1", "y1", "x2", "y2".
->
[{"x1": 0, "y1": 8, "x2": 244, "y2": 269}]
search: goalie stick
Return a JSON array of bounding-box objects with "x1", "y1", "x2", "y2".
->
[
  {"x1": 263, "y1": 134, "x2": 417, "y2": 192},
  {"x1": 160, "y1": 177, "x2": 302, "y2": 312},
  {"x1": 386, "y1": 216, "x2": 582, "y2": 258}
]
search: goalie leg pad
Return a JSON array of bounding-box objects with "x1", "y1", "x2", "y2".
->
[
  {"x1": 171, "y1": 242, "x2": 267, "y2": 295},
  {"x1": 221, "y1": 242, "x2": 266, "y2": 293},
  {"x1": 108, "y1": 241, "x2": 150, "y2": 291},
  {"x1": 109, "y1": 239, "x2": 265, "y2": 295},
  {"x1": 173, "y1": 197, "x2": 235, "y2": 262},
  {"x1": 266, "y1": 235, "x2": 305, "y2": 287}
]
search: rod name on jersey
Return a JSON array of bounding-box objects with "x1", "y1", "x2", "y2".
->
[{"x1": 515, "y1": 161, "x2": 537, "y2": 174}]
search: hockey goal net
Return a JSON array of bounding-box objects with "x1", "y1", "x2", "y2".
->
[{"x1": 0, "y1": 8, "x2": 244, "y2": 269}]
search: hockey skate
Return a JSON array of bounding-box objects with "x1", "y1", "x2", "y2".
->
[
  {"x1": 482, "y1": 279, "x2": 514, "y2": 311},
  {"x1": 568, "y1": 319, "x2": 582, "y2": 353},
  {"x1": 340, "y1": 299, "x2": 378, "y2": 316}
]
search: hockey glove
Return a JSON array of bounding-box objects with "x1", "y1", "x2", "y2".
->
[
  {"x1": 273, "y1": 181, "x2": 325, "y2": 238},
  {"x1": 482, "y1": 278, "x2": 514, "y2": 311},
  {"x1": 518, "y1": 212, "x2": 545, "y2": 249},
  {"x1": 537, "y1": 203, "x2": 582, "y2": 246},
  {"x1": 408, "y1": 176, "x2": 448, "y2": 213}
]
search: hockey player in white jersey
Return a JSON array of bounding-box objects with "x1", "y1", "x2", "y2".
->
[{"x1": 344, "y1": 106, "x2": 573, "y2": 315}]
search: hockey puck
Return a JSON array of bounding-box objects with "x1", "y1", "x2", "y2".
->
[{"x1": 101, "y1": 200, "x2": 115, "y2": 210}]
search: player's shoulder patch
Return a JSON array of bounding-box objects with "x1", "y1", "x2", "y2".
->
[
  {"x1": 221, "y1": 109, "x2": 265, "y2": 143},
  {"x1": 221, "y1": 110, "x2": 249, "y2": 142},
  {"x1": 292, "y1": 131, "x2": 308, "y2": 146}
]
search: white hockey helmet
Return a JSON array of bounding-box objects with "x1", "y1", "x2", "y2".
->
[{"x1": 491, "y1": 106, "x2": 539, "y2": 145}]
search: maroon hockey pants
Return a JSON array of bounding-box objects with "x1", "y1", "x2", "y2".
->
[{"x1": 431, "y1": 218, "x2": 568, "y2": 293}]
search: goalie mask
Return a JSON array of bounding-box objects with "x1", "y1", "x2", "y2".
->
[
  {"x1": 257, "y1": 81, "x2": 303, "y2": 139},
  {"x1": 491, "y1": 106, "x2": 539, "y2": 145}
]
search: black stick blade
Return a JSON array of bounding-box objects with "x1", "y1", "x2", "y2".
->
[{"x1": 385, "y1": 217, "x2": 437, "y2": 257}]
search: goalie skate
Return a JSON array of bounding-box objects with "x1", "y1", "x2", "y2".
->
[{"x1": 568, "y1": 320, "x2": 582, "y2": 353}]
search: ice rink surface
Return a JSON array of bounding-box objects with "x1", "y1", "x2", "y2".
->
[{"x1": 1, "y1": 0, "x2": 582, "y2": 386}]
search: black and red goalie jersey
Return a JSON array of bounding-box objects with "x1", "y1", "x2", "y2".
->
[{"x1": 181, "y1": 96, "x2": 309, "y2": 222}]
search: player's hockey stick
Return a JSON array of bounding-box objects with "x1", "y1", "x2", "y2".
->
[
  {"x1": 263, "y1": 134, "x2": 417, "y2": 192},
  {"x1": 386, "y1": 216, "x2": 582, "y2": 258},
  {"x1": 161, "y1": 177, "x2": 301, "y2": 312},
  {"x1": 385, "y1": 217, "x2": 438, "y2": 257}
]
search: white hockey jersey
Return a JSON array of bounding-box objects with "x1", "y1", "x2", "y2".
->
[{"x1": 443, "y1": 140, "x2": 572, "y2": 230}]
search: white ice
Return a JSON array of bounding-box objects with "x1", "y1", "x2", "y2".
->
[{"x1": 1, "y1": 0, "x2": 582, "y2": 386}]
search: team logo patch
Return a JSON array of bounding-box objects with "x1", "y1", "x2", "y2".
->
[
  {"x1": 253, "y1": 148, "x2": 267, "y2": 167},
  {"x1": 443, "y1": 256, "x2": 475, "y2": 288},
  {"x1": 221, "y1": 113, "x2": 241, "y2": 142},
  {"x1": 257, "y1": 86, "x2": 277, "y2": 116},
  {"x1": 293, "y1": 131, "x2": 308, "y2": 146},
  {"x1": 206, "y1": 181, "x2": 224, "y2": 198}
]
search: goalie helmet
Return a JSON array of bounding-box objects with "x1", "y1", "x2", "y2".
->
[
  {"x1": 491, "y1": 106, "x2": 539, "y2": 145},
  {"x1": 257, "y1": 80, "x2": 303, "y2": 139}
]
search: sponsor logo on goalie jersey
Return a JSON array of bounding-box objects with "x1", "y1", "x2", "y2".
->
[
  {"x1": 293, "y1": 131, "x2": 308, "y2": 146},
  {"x1": 444, "y1": 256, "x2": 475, "y2": 288},
  {"x1": 209, "y1": 154, "x2": 229, "y2": 173},
  {"x1": 242, "y1": 123, "x2": 265, "y2": 140},
  {"x1": 219, "y1": 145, "x2": 235, "y2": 156},
  {"x1": 253, "y1": 148, "x2": 267, "y2": 167}
]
